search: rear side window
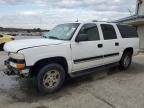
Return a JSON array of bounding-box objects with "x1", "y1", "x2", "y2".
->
[
  {"x1": 117, "y1": 25, "x2": 138, "y2": 38},
  {"x1": 101, "y1": 24, "x2": 117, "y2": 40}
]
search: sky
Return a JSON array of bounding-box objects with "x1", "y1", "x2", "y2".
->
[{"x1": 0, "y1": 0, "x2": 137, "y2": 29}]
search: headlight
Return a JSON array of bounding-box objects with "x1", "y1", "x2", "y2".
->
[{"x1": 9, "y1": 53, "x2": 25, "y2": 60}]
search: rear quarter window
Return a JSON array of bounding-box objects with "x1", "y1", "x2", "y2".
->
[{"x1": 117, "y1": 25, "x2": 138, "y2": 38}]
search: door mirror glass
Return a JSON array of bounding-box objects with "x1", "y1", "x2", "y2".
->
[{"x1": 76, "y1": 33, "x2": 88, "y2": 42}]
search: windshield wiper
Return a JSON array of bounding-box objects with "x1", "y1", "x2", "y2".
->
[
  {"x1": 48, "y1": 36, "x2": 60, "y2": 40},
  {"x1": 43, "y1": 36, "x2": 47, "y2": 38},
  {"x1": 48, "y1": 36, "x2": 66, "y2": 40}
]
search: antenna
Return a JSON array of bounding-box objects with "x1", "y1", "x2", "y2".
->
[{"x1": 75, "y1": 19, "x2": 79, "y2": 22}]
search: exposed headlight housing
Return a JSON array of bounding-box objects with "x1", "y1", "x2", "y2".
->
[
  {"x1": 9, "y1": 53, "x2": 25, "y2": 69},
  {"x1": 9, "y1": 53, "x2": 25, "y2": 60},
  {"x1": 9, "y1": 61, "x2": 26, "y2": 69}
]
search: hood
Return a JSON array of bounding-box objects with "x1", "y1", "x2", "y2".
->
[{"x1": 4, "y1": 38, "x2": 64, "y2": 52}]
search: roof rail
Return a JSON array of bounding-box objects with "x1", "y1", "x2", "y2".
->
[{"x1": 92, "y1": 20, "x2": 112, "y2": 23}]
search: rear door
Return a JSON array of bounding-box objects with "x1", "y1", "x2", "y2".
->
[{"x1": 99, "y1": 24, "x2": 121, "y2": 65}]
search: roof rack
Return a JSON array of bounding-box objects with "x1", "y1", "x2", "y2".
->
[{"x1": 92, "y1": 20, "x2": 112, "y2": 23}]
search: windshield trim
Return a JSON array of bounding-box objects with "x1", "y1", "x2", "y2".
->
[{"x1": 69, "y1": 23, "x2": 80, "y2": 40}]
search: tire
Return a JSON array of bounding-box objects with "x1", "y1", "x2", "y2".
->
[
  {"x1": 0, "y1": 43, "x2": 4, "y2": 51},
  {"x1": 119, "y1": 51, "x2": 132, "y2": 70},
  {"x1": 36, "y1": 63, "x2": 66, "y2": 94}
]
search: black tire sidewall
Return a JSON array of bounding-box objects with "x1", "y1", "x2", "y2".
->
[
  {"x1": 37, "y1": 63, "x2": 65, "y2": 94},
  {"x1": 120, "y1": 52, "x2": 132, "y2": 70}
]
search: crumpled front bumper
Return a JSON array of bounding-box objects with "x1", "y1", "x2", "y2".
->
[{"x1": 4, "y1": 60, "x2": 30, "y2": 77}]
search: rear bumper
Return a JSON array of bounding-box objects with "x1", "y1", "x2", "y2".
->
[{"x1": 4, "y1": 60, "x2": 30, "y2": 77}]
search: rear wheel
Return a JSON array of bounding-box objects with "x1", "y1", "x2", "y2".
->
[
  {"x1": 119, "y1": 52, "x2": 132, "y2": 70},
  {"x1": 36, "y1": 63, "x2": 66, "y2": 94}
]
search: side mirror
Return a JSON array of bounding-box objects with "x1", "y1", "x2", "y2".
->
[{"x1": 76, "y1": 34, "x2": 88, "y2": 42}]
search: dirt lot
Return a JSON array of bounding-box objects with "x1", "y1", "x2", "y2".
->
[{"x1": 1, "y1": 51, "x2": 144, "y2": 108}]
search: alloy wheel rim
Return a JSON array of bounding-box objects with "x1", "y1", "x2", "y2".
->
[{"x1": 43, "y1": 70, "x2": 60, "y2": 89}]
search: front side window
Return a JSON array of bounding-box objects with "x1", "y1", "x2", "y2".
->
[
  {"x1": 45, "y1": 23, "x2": 80, "y2": 40},
  {"x1": 101, "y1": 24, "x2": 117, "y2": 40},
  {"x1": 78, "y1": 23, "x2": 100, "y2": 41}
]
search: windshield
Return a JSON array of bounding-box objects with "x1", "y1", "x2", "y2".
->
[{"x1": 45, "y1": 23, "x2": 80, "y2": 40}]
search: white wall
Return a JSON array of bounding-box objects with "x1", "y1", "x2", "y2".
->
[
  {"x1": 137, "y1": 25, "x2": 144, "y2": 49},
  {"x1": 138, "y1": 0, "x2": 144, "y2": 15},
  {"x1": 137, "y1": 0, "x2": 144, "y2": 50}
]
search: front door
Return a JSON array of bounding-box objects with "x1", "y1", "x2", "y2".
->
[{"x1": 71, "y1": 23, "x2": 104, "y2": 72}]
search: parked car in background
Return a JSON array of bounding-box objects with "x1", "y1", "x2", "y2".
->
[
  {"x1": 0, "y1": 34, "x2": 15, "y2": 50},
  {"x1": 4, "y1": 22, "x2": 139, "y2": 93}
]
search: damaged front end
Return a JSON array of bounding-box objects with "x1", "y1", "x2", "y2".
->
[{"x1": 4, "y1": 55, "x2": 30, "y2": 78}]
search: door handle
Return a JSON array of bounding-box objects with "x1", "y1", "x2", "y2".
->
[
  {"x1": 98, "y1": 44, "x2": 103, "y2": 48},
  {"x1": 115, "y1": 42, "x2": 119, "y2": 46}
]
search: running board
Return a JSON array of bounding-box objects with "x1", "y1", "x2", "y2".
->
[{"x1": 70, "y1": 62, "x2": 119, "y2": 77}]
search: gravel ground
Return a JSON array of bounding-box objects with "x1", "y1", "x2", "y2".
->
[{"x1": 0, "y1": 51, "x2": 144, "y2": 108}]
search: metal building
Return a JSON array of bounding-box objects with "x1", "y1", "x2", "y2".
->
[{"x1": 115, "y1": 0, "x2": 144, "y2": 50}]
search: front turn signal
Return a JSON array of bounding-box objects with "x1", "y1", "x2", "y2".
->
[{"x1": 16, "y1": 63, "x2": 25, "y2": 69}]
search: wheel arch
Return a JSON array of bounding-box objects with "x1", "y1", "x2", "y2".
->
[
  {"x1": 123, "y1": 47, "x2": 133, "y2": 55},
  {"x1": 30, "y1": 56, "x2": 69, "y2": 77}
]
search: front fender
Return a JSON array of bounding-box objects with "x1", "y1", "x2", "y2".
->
[{"x1": 19, "y1": 44, "x2": 72, "y2": 73}]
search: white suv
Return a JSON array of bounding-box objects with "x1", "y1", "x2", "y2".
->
[{"x1": 4, "y1": 22, "x2": 139, "y2": 93}]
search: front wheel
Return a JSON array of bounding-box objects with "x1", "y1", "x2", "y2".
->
[
  {"x1": 119, "y1": 52, "x2": 132, "y2": 70},
  {"x1": 36, "y1": 63, "x2": 66, "y2": 94}
]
